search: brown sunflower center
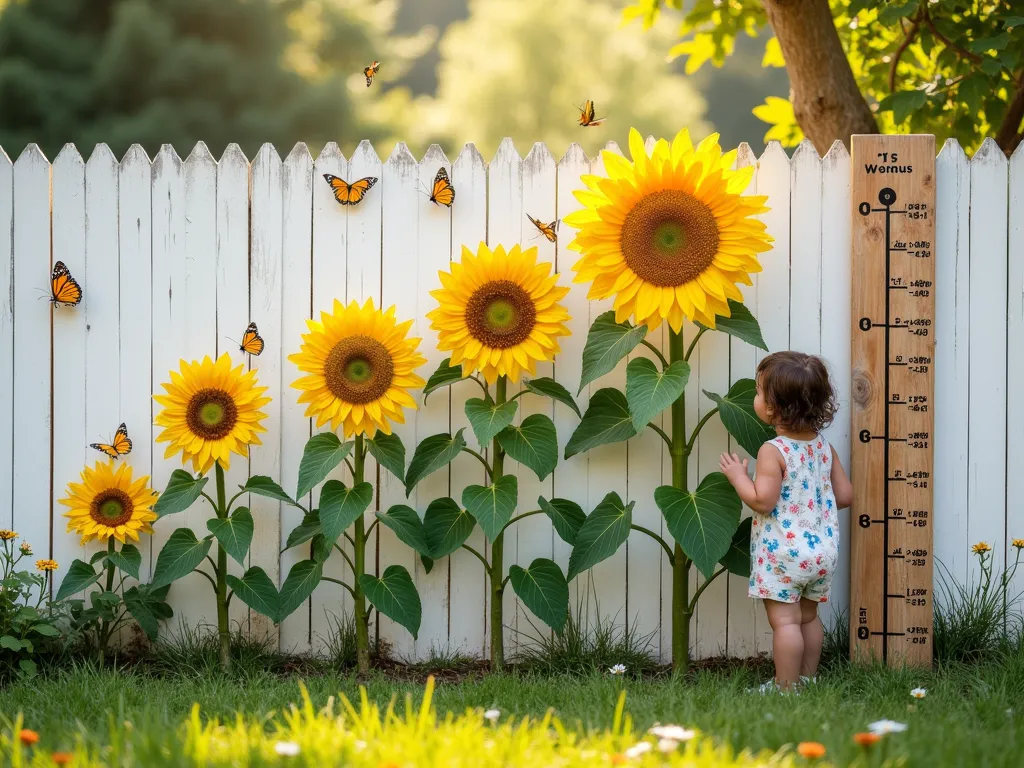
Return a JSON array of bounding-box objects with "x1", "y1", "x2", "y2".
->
[
  {"x1": 620, "y1": 189, "x2": 720, "y2": 287},
  {"x1": 186, "y1": 388, "x2": 239, "y2": 440},
  {"x1": 465, "y1": 280, "x2": 537, "y2": 349},
  {"x1": 324, "y1": 335, "x2": 394, "y2": 404},
  {"x1": 90, "y1": 488, "x2": 134, "y2": 528}
]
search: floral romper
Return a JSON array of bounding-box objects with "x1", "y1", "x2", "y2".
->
[{"x1": 748, "y1": 435, "x2": 839, "y2": 603}]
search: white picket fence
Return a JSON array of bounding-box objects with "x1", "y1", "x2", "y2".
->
[{"x1": 0, "y1": 135, "x2": 1018, "y2": 663}]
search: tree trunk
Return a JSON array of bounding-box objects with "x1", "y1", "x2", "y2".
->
[{"x1": 762, "y1": 0, "x2": 878, "y2": 154}]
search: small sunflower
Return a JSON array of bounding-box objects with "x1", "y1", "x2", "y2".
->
[
  {"x1": 289, "y1": 298, "x2": 426, "y2": 438},
  {"x1": 565, "y1": 127, "x2": 773, "y2": 332},
  {"x1": 60, "y1": 461, "x2": 157, "y2": 545},
  {"x1": 1013, "y1": 538, "x2": 1024, "y2": 549},
  {"x1": 972, "y1": 542, "x2": 992, "y2": 555},
  {"x1": 0, "y1": 529, "x2": 16, "y2": 541},
  {"x1": 155, "y1": 354, "x2": 270, "y2": 475},
  {"x1": 428, "y1": 243, "x2": 571, "y2": 384},
  {"x1": 35, "y1": 559, "x2": 58, "y2": 572}
]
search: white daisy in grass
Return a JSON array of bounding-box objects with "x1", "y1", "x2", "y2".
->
[
  {"x1": 657, "y1": 738, "x2": 680, "y2": 753},
  {"x1": 649, "y1": 724, "x2": 696, "y2": 742},
  {"x1": 273, "y1": 741, "x2": 300, "y2": 756},
  {"x1": 624, "y1": 741, "x2": 652, "y2": 758},
  {"x1": 483, "y1": 709, "x2": 501, "y2": 723},
  {"x1": 609, "y1": 663, "x2": 627, "y2": 676},
  {"x1": 910, "y1": 687, "x2": 927, "y2": 699},
  {"x1": 868, "y1": 720, "x2": 908, "y2": 735}
]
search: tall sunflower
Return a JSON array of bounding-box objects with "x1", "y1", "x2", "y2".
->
[
  {"x1": 155, "y1": 354, "x2": 270, "y2": 475},
  {"x1": 428, "y1": 243, "x2": 571, "y2": 384},
  {"x1": 60, "y1": 461, "x2": 157, "y2": 545},
  {"x1": 565, "y1": 128, "x2": 773, "y2": 332},
  {"x1": 289, "y1": 298, "x2": 426, "y2": 437}
]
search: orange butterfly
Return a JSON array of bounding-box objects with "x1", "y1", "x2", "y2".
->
[
  {"x1": 363, "y1": 61, "x2": 380, "y2": 88},
  {"x1": 323, "y1": 174, "x2": 378, "y2": 206},
  {"x1": 238, "y1": 322, "x2": 264, "y2": 356},
  {"x1": 49, "y1": 261, "x2": 82, "y2": 306},
  {"x1": 428, "y1": 167, "x2": 455, "y2": 207},
  {"x1": 91, "y1": 423, "x2": 132, "y2": 460},
  {"x1": 578, "y1": 100, "x2": 605, "y2": 127},
  {"x1": 527, "y1": 214, "x2": 559, "y2": 243}
]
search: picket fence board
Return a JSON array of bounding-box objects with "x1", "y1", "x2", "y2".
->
[{"x1": 2, "y1": 136, "x2": 1019, "y2": 663}]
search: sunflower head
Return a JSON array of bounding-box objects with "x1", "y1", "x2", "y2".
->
[
  {"x1": 289, "y1": 298, "x2": 426, "y2": 438},
  {"x1": 428, "y1": 243, "x2": 571, "y2": 385},
  {"x1": 60, "y1": 460, "x2": 157, "y2": 545},
  {"x1": 565, "y1": 127, "x2": 773, "y2": 332},
  {"x1": 0, "y1": 530, "x2": 16, "y2": 541},
  {"x1": 35, "y1": 559, "x2": 58, "y2": 572},
  {"x1": 154, "y1": 353, "x2": 271, "y2": 475}
]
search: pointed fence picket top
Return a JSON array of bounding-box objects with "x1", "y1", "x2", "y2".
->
[{"x1": 0, "y1": 137, "x2": 1021, "y2": 662}]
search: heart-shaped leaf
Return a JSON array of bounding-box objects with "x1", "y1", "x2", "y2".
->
[
  {"x1": 508, "y1": 558, "x2": 569, "y2": 633},
  {"x1": 241, "y1": 476, "x2": 296, "y2": 505},
  {"x1": 496, "y1": 414, "x2": 558, "y2": 481},
  {"x1": 150, "y1": 528, "x2": 213, "y2": 589},
  {"x1": 579, "y1": 311, "x2": 648, "y2": 393},
  {"x1": 567, "y1": 492, "x2": 634, "y2": 581},
  {"x1": 55, "y1": 560, "x2": 100, "y2": 601},
  {"x1": 564, "y1": 388, "x2": 637, "y2": 459},
  {"x1": 405, "y1": 429, "x2": 467, "y2": 495},
  {"x1": 465, "y1": 398, "x2": 518, "y2": 446},
  {"x1": 106, "y1": 543, "x2": 142, "y2": 580},
  {"x1": 310, "y1": 533, "x2": 333, "y2": 564},
  {"x1": 123, "y1": 584, "x2": 173, "y2": 641},
  {"x1": 626, "y1": 358, "x2": 690, "y2": 431},
  {"x1": 319, "y1": 480, "x2": 374, "y2": 543},
  {"x1": 359, "y1": 565, "x2": 421, "y2": 639},
  {"x1": 154, "y1": 470, "x2": 208, "y2": 518},
  {"x1": 522, "y1": 377, "x2": 581, "y2": 417},
  {"x1": 296, "y1": 433, "x2": 353, "y2": 499},
  {"x1": 539, "y1": 496, "x2": 586, "y2": 546},
  {"x1": 462, "y1": 475, "x2": 518, "y2": 541},
  {"x1": 719, "y1": 516, "x2": 753, "y2": 578},
  {"x1": 367, "y1": 431, "x2": 406, "y2": 483},
  {"x1": 703, "y1": 378, "x2": 776, "y2": 457},
  {"x1": 655, "y1": 473, "x2": 742, "y2": 579},
  {"x1": 206, "y1": 507, "x2": 255, "y2": 566},
  {"x1": 284, "y1": 511, "x2": 322, "y2": 551},
  {"x1": 423, "y1": 358, "x2": 467, "y2": 401},
  {"x1": 226, "y1": 566, "x2": 280, "y2": 622},
  {"x1": 696, "y1": 299, "x2": 767, "y2": 351},
  {"x1": 376, "y1": 505, "x2": 431, "y2": 557},
  {"x1": 278, "y1": 559, "x2": 323, "y2": 620},
  {"x1": 423, "y1": 497, "x2": 476, "y2": 558}
]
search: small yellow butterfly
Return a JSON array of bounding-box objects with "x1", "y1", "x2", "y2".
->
[
  {"x1": 527, "y1": 214, "x2": 559, "y2": 243},
  {"x1": 428, "y1": 167, "x2": 455, "y2": 207},
  {"x1": 363, "y1": 60, "x2": 381, "y2": 88},
  {"x1": 323, "y1": 174, "x2": 378, "y2": 206},
  {"x1": 91, "y1": 423, "x2": 132, "y2": 460},
  {"x1": 578, "y1": 99, "x2": 605, "y2": 127},
  {"x1": 50, "y1": 261, "x2": 83, "y2": 306},
  {"x1": 238, "y1": 322, "x2": 265, "y2": 356}
]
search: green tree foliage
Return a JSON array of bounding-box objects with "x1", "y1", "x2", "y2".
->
[
  {"x1": 0, "y1": 0, "x2": 431, "y2": 159},
  {"x1": 626, "y1": 0, "x2": 1024, "y2": 153},
  {"x1": 385, "y1": 0, "x2": 708, "y2": 159}
]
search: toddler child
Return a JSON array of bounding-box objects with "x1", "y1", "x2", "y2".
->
[{"x1": 719, "y1": 351, "x2": 853, "y2": 692}]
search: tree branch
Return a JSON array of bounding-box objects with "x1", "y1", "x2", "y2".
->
[
  {"x1": 995, "y1": 72, "x2": 1024, "y2": 154},
  {"x1": 922, "y1": 10, "x2": 982, "y2": 65},
  {"x1": 888, "y1": 13, "x2": 920, "y2": 93}
]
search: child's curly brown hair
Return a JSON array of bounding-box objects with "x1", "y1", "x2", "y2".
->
[{"x1": 756, "y1": 351, "x2": 838, "y2": 433}]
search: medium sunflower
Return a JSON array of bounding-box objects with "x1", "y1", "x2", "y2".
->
[
  {"x1": 428, "y1": 243, "x2": 571, "y2": 385},
  {"x1": 565, "y1": 127, "x2": 773, "y2": 332},
  {"x1": 289, "y1": 298, "x2": 426, "y2": 437},
  {"x1": 154, "y1": 353, "x2": 270, "y2": 475},
  {"x1": 60, "y1": 461, "x2": 157, "y2": 545}
]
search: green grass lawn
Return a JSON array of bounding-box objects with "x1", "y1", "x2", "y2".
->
[{"x1": 1, "y1": 651, "x2": 1023, "y2": 767}]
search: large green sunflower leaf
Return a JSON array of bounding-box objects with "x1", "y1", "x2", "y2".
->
[
  {"x1": 423, "y1": 358, "x2": 468, "y2": 402},
  {"x1": 366, "y1": 432, "x2": 406, "y2": 483},
  {"x1": 359, "y1": 565, "x2": 421, "y2": 639},
  {"x1": 405, "y1": 429, "x2": 467, "y2": 495},
  {"x1": 154, "y1": 470, "x2": 208, "y2": 518},
  {"x1": 465, "y1": 398, "x2": 518, "y2": 447},
  {"x1": 241, "y1": 476, "x2": 296, "y2": 506},
  {"x1": 508, "y1": 558, "x2": 569, "y2": 633},
  {"x1": 283, "y1": 511, "x2": 322, "y2": 551},
  {"x1": 702, "y1": 378, "x2": 776, "y2": 457},
  {"x1": 55, "y1": 559, "x2": 101, "y2": 601},
  {"x1": 564, "y1": 389, "x2": 637, "y2": 459},
  {"x1": 105, "y1": 543, "x2": 142, "y2": 581},
  {"x1": 226, "y1": 567, "x2": 280, "y2": 622},
  {"x1": 719, "y1": 516, "x2": 753, "y2": 578},
  {"x1": 566, "y1": 492, "x2": 634, "y2": 581},
  {"x1": 538, "y1": 496, "x2": 586, "y2": 546},
  {"x1": 496, "y1": 414, "x2": 558, "y2": 481},
  {"x1": 522, "y1": 377, "x2": 581, "y2": 417},
  {"x1": 277, "y1": 560, "x2": 324, "y2": 621},
  {"x1": 625, "y1": 358, "x2": 690, "y2": 430},
  {"x1": 579, "y1": 311, "x2": 648, "y2": 393},
  {"x1": 423, "y1": 497, "x2": 476, "y2": 558},
  {"x1": 462, "y1": 475, "x2": 518, "y2": 541},
  {"x1": 319, "y1": 480, "x2": 374, "y2": 543},
  {"x1": 655, "y1": 473, "x2": 741, "y2": 580},
  {"x1": 150, "y1": 528, "x2": 213, "y2": 589},
  {"x1": 376, "y1": 505, "x2": 431, "y2": 557},
  {"x1": 295, "y1": 433, "x2": 353, "y2": 499},
  {"x1": 206, "y1": 507, "x2": 254, "y2": 566},
  {"x1": 696, "y1": 299, "x2": 768, "y2": 351}
]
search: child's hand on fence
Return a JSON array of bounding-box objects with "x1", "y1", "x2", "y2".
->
[{"x1": 719, "y1": 452, "x2": 749, "y2": 485}]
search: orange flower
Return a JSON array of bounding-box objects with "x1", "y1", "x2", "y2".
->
[
  {"x1": 51, "y1": 753, "x2": 73, "y2": 765},
  {"x1": 610, "y1": 755, "x2": 628, "y2": 766},
  {"x1": 19, "y1": 729, "x2": 40, "y2": 746},
  {"x1": 853, "y1": 732, "x2": 881, "y2": 747},
  {"x1": 797, "y1": 741, "x2": 827, "y2": 759}
]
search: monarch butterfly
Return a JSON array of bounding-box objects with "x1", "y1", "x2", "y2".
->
[
  {"x1": 91, "y1": 423, "x2": 132, "y2": 460},
  {"x1": 49, "y1": 261, "x2": 83, "y2": 306},
  {"x1": 527, "y1": 214, "x2": 559, "y2": 243},
  {"x1": 239, "y1": 322, "x2": 265, "y2": 356},
  {"x1": 363, "y1": 61, "x2": 380, "y2": 88},
  {"x1": 323, "y1": 174, "x2": 378, "y2": 206},
  {"x1": 428, "y1": 167, "x2": 455, "y2": 207},
  {"x1": 578, "y1": 100, "x2": 605, "y2": 127}
]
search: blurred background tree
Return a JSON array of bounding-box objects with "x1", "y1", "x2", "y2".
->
[
  {"x1": 0, "y1": 0, "x2": 432, "y2": 160},
  {"x1": 624, "y1": 0, "x2": 1023, "y2": 155}
]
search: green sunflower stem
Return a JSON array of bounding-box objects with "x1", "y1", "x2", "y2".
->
[
  {"x1": 669, "y1": 328, "x2": 691, "y2": 674},
  {"x1": 490, "y1": 376, "x2": 507, "y2": 673},
  {"x1": 96, "y1": 537, "x2": 116, "y2": 666},
  {"x1": 214, "y1": 463, "x2": 230, "y2": 672},
  {"x1": 352, "y1": 434, "x2": 371, "y2": 675}
]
